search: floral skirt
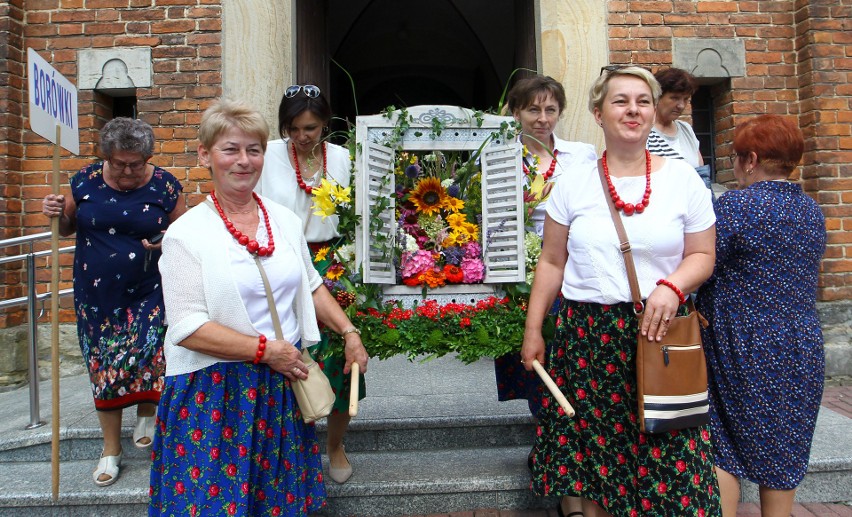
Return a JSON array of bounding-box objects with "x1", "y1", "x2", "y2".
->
[
  {"x1": 76, "y1": 291, "x2": 166, "y2": 411},
  {"x1": 530, "y1": 300, "x2": 720, "y2": 517},
  {"x1": 148, "y1": 361, "x2": 326, "y2": 517},
  {"x1": 308, "y1": 239, "x2": 366, "y2": 413}
]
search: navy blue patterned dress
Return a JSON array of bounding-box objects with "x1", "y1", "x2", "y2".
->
[
  {"x1": 696, "y1": 181, "x2": 826, "y2": 490},
  {"x1": 71, "y1": 162, "x2": 182, "y2": 411}
]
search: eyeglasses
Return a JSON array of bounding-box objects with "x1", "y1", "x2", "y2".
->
[
  {"x1": 284, "y1": 84, "x2": 321, "y2": 99},
  {"x1": 108, "y1": 159, "x2": 147, "y2": 172},
  {"x1": 599, "y1": 64, "x2": 651, "y2": 76},
  {"x1": 729, "y1": 152, "x2": 740, "y2": 163}
]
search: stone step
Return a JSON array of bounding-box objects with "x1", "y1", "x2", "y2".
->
[
  {"x1": 0, "y1": 446, "x2": 552, "y2": 517},
  {"x1": 0, "y1": 356, "x2": 850, "y2": 516},
  {"x1": 0, "y1": 413, "x2": 537, "y2": 463}
]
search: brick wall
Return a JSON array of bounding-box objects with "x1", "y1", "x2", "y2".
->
[
  {"x1": 0, "y1": 0, "x2": 850, "y2": 331},
  {"x1": 0, "y1": 0, "x2": 26, "y2": 327},
  {"x1": 794, "y1": 0, "x2": 852, "y2": 301},
  {"x1": 606, "y1": 0, "x2": 851, "y2": 301},
  {"x1": 1, "y1": 0, "x2": 223, "y2": 327}
]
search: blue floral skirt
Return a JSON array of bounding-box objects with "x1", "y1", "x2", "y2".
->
[{"x1": 148, "y1": 360, "x2": 326, "y2": 516}]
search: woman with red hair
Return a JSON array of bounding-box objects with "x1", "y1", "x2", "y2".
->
[{"x1": 696, "y1": 114, "x2": 826, "y2": 517}]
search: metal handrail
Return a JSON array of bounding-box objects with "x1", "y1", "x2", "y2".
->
[{"x1": 1, "y1": 232, "x2": 75, "y2": 429}]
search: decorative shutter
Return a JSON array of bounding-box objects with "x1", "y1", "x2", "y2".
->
[
  {"x1": 356, "y1": 140, "x2": 396, "y2": 284},
  {"x1": 480, "y1": 143, "x2": 525, "y2": 283}
]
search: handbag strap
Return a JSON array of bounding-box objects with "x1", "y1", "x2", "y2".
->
[
  {"x1": 204, "y1": 198, "x2": 285, "y2": 341},
  {"x1": 254, "y1": 255, "x2": 285, "y2": 341},
  {"x1": 596, "y1": 160, "x2": 643, "y2": 308}
]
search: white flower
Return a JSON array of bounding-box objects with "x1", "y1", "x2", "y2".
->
[
  {"x1": 334, "y1": 243, "x2": 356, "y2": 265},
  {"x1": 524, "y1": 231, "x2": 542, "y2": 269},
  {"x1": 441, "y1": 178, "x2": 454, "y2": 188},
  {"x1": 108, "y1": 228, "x2": 116, "y2": 235},
  {"x1": 404, "y1": 234, "x2": 419, "y2": 252},
  {"x1": 128, "y1": 252, "x2": 136, "y2": 260}
]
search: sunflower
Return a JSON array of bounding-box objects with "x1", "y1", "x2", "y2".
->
[{"x1": 409, "y1": 177, "x2": 446, "y2": 216}]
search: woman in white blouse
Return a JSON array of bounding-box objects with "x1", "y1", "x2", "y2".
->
[
  {"x1": 258, "y1": 85, "x2": 368, "y2": 484},
  {"x1": 521, "y1": 66, "x2": 719, "y2": 517},
  {"x1": 149, "y1": 98, "x2": 367, "y2": 515}
]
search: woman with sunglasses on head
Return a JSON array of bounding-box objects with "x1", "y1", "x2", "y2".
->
[
  {"x1": 696, "y1": 115, "x2": 826, "y2": 517},
  {"x1": 41, "y1": 117, "x2": 186, "y2": 486},
  {"x1": 258, "y1": 84, "x2": 369, "y2": 485},
  {"x1": 521, "y1": 65, "x2": 719, "y2": 517}
]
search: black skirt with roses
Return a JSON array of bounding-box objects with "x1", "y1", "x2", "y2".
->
[{"x1": 530, "y1": 299, "x2": 720, "y2": 517}]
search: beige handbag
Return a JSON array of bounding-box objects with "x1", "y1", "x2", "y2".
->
[{"x1": 254, "y1": 255, "x2": 335, "y2": 424}]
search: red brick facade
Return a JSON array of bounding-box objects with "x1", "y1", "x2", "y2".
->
[{"x1": 0, "y1": 0, "x2": 849, "y2": 328}]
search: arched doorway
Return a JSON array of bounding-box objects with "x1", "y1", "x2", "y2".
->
[{"x1": 295, "y1": 0, "x2": 536, "y2": 135}]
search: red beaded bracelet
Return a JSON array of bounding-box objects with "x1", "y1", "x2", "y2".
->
[
  {"x1": 656, "y1": 278, "x2": 687, "y2": 305},
  {"x1": 252, "y1": 334, "x2": 267, "y2": 365}
]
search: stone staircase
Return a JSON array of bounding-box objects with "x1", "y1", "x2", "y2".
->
[{"x1": 0, "y1": 355, "x2": 850, "y2": 516}]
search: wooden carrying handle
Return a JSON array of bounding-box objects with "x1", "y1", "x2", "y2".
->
[
  {"x1": 532, "y1": 359, "x2": 575, "y2": 417},
  {"x1": 348, "y1": 363, "x2": 360, "y2": 417}
]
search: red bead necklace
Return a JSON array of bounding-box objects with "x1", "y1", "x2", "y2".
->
[
  {"x1": 522, "y1": 148, "x2": 559, "y2": 181},
  {"x1": 601, "y1": 149, "x2": 652, "y2": 216},
  {"x1": 291, "y1": 141, "x2": 327, "y2": 195},
  {"x1": 211, "y1": 190, "x2": 275, "y2": 256}
]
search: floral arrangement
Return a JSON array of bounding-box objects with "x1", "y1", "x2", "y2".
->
[
  {"x1": 395, "y1": 151, "x2": 485, "y2": 288},
  {"x1": 311, "y1": 107, "x2": 557, "y2": 362},
  {"x1": 331, "y1": 296, "x2": 555, "y2": 364}
]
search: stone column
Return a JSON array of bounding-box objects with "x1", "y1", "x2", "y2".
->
[
  {"x1": 221, "y1": 0, "x2": 295, "y2": 137},
  {"x1": 540, "y1": 0, "x2": 608, "y2": 151}
]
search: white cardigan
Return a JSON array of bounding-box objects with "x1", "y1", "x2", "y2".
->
[{"x1": 159, "y1": 196, "x2": 323, "y2": 376}]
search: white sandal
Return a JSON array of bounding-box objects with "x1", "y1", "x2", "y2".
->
[
  {"x1": 93, "y1": 451, "x2": 122, "y2": 487},
  {"x1": 133, "y1": 415, "x2": 156, "y2": 448}
]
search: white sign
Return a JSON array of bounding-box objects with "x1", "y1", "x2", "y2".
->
[{"x1": 28, "y1": 48, "x2": 79, "y2": 155}]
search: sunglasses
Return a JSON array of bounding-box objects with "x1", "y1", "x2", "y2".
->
[
  {"x1": 599, "y1": 64, "x2": 651, "y2": 76},
  {"x1": 284, "y1": 84, "x2": 321, "y2": 99}
]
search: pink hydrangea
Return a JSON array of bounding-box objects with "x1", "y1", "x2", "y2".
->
[
  {"x1": 400, "y1": 250, "x2": 435, "y2": 278},
  {"x1": 463, "y1": 241, "x2": 482, "y2": 259},
  {"x1": 460, "y1": 257, "x2": 485, "y2": 283}
]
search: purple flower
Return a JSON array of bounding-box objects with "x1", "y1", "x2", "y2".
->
[
  {"x1": 405, "y1": 164, "x2": 421, "y2": 179},
  {"x1": 442, "y1": 245, "x2": 465, "y2": 266},
  {"x1": 447, "y1": 184, "x2": 461, "y2": 198}
]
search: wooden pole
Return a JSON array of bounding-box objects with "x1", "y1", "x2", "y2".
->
[
  {"x1": 348, "y1": 363, "x2": 360, "y2": 417},
  {"x1": 532, "y1": 359, "x2": 575, "y2": 417},
  {"x1": 50, "y1": 125, "x2": 61, "y2": 502}
]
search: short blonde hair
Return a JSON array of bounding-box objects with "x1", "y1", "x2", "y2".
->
[
  {"x1": 198, "y1": 98, "x2": 270, "y2": 151},
  {"x1": 588, "y1": 66, "x2": 661, "y2": 113}
]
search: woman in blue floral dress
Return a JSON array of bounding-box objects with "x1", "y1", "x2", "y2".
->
[
  {"x1": 696, "y1": 114, "x2": 826, "y2": 517},
  {"x1": 42, "y1": 117, "x2": 185, "y2": 486},
  {"x1": 149, "y1": 99, "x2": 367, "y2": 516}
]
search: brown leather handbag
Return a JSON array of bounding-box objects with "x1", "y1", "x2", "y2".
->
[{"x1": 597, "y1": 162, "x2": 710, "y2": 434}]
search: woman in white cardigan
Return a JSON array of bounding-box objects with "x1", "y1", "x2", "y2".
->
[{"x1": 148, "y1": 98, "x2": 368, "y2": 516}]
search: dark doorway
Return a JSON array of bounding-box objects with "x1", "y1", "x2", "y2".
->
[
  {"x1": 317, "y1": 0, "x2": 534, "y2": 136},
  {"x1": 691, "y1": 86, "x2": 716, "y2": 183}
]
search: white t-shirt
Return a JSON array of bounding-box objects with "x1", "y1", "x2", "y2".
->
[
  {"x1": 546, "y1": 157, "x2": 715, "y2": 304},
  {"x1": 529, "y1": 136, "x2": 598, "y2": 237},
  {"x1": 257, "y1": 139, "x2": 351, "y2": 242},
  {"x1": 231, "y1": 217, "x2": 302, "y2": 345},
  {"x1": 647, "y1": 120, "x2": 701, "y2": 168}
]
